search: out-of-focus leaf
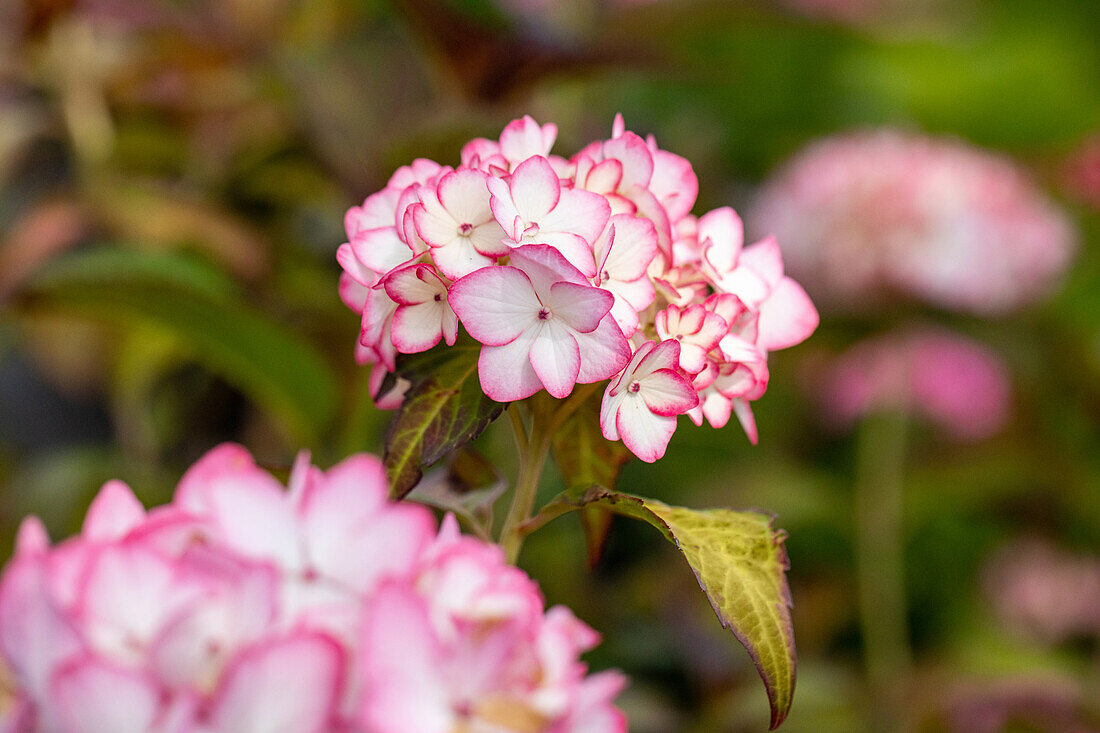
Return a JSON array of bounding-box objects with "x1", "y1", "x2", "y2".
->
[
  {"x1": 551, "y1": 394, "x2": 632, "y2": 499},
  {"x1": 385, "y1": 337, "x2": 504, "y2": 498},
  {"x1": 405, "y1": 448, "x2": 507, "y2": 541},
  {"x1": 550, "y1": 395, "x2": 630, "y2": 564},
  {"x1": 566, "y1": 487, "x2": 797, "y2": 729},
  {"x1": 20, "y1": 248, "x2": 337, "y2": 446},
  {"x1": 89, "y1": 182, "x2": 270, "y2": 280}
]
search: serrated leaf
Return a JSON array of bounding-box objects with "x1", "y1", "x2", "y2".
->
[
  {"x1": 19, "y1": 248, "x2": 338, "y2": 445},
  {"x1": 385, "y1": 338, "x2": 504, "y2": 498},
  {"x1": 577, "y1": 488, "x2": 796, "y2": 729}
]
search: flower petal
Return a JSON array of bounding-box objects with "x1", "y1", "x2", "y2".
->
[
  {"x1": 547, "y1": 281, "x2": 614, "y2": 334},
  {"x1": 641, "y1": 368, "x2": 699, "y2": 416},
  {"x1": 575, "y1": 317, "x2": 632, "y2": 384},
  {"x1": 529, "y1": 321, "x2": 582, "y2": 399},
  {"x1": 209, "y1": 633, "x2": 344, "y2": 733},
  {"x1": 757, "y1": 276, "x2": 819, "y2": 351},
  {"x1": 539, "y1": 187, "x2": 612, "y2": 250},
  {"x1": 615, "y1": 397, "x2": 677, "y2": 463},
  {"x1": 449, "y1": 266, "x2": 540, "y2": 346},
  {"x1": 52, "y1": 658, "x2": 160, "y2": 733},
  {"x1": 436, "y1": 168, "x2": 494, "y2": 225},
  {"x1": 508, "y1": 156, "x2": 561, "y2": 221},
  {"x1": 82, "y1": 480, "x2": 145, "y2": 542},
  {"x1": 477, "y1": 327, "x2": 543, "y2": 402}
]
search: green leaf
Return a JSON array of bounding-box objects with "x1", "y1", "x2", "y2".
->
[
  {"x1": 576, "y1": 488, "x2": 797, "y2": 729},
  {"x1": 385, "y1": 337, "x2": 505, "y2": 498},
  {"x1": 20, "y1": 248, "x2": 338, "y2": 445},
  {"x1": 404, "y1": 448, "x2": 506, "y2": 542}
]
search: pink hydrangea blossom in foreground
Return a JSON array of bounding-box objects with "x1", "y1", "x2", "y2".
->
[
  {"x1": 752, "y1": 130, "x2": 1076, "y2": 315},
  {"x1": 338, "y1": 115, "x2": 818, "y2": 459},
  {"x1": 817, "y1": 328, "x2": 1011, "y2": 442},
  {"x1": 0, "y1": 444, "x2": 625, "y2": 732}
]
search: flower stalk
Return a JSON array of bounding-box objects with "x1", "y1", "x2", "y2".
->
[{"x1": 855, "y1": 409, "x2": 911, "y2": 733}]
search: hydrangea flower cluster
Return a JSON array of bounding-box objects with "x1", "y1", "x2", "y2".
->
[
  {"x1": 751, "y1": 130, "x2": 1076, "y2": 315},
  {"x1": 817, "y1": 328, "x2": 1011, "y2": 442},
  {"x1": 0, "y1": 444, "x2": 625, "y2": 732},
  {"x1": 338, "y1": 115, "x2": 818, "y2": 459}
]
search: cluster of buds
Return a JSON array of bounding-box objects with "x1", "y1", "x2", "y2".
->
[
  {"x1": 751, "y1": 130, "x2": 1076, "y2": 315},
  {"x1": 0, "y1": 445, "x2": 625, "y2": 732},
  {"x1": 338, "y1": 115, "x2": 817, "y2": 460}
]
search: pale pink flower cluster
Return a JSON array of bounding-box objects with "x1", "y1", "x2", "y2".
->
[
  {"x1": 983, "y1": 540, "x2": 1100, "y2": 645},
  {"x1": 0, "y1": 444, "x2": 625, "y2": 732},
  {"x1": 818, "y1": 328, "x2": 1011, "y2": 442},
  {"x1": 338, "y1": 115, "x2": 818, "y2": 460},
  {"x1": 752, "y1": 130, "x2": 1076, "y2": 315}
]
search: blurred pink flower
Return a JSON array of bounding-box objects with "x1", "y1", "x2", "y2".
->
[
  {"x1": 819, "y1": 328, "x2": 1011, "y2": 441},
  {"x1": 983, "y1": 539, "x2": 1100, "y2": 644},
  {"x1": 752, "y1": 130, "x2": 1076, "y2": 315},
  {"x1": 0, "y1": 445, "x2": 625, "y2": 732},
  {"x1": 1061, "y1": 133, "x2": 1100, "y2": 210}
]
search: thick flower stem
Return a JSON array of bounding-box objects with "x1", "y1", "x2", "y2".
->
[{"x1": 854, "y1": 410, "x2": 911, "y2": 733}]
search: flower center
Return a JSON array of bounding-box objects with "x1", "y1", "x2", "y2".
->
[
  {"x1": 601, "y1": 270, "x2": 611, "y2": 284},
  {"x1": 434, "y1": 293, "x2": 443, "y2": 302},
  {"x1": 537, "y1": 307, "x2": 551, "y2": 320},
  {"x1": 458, "y1": 223, "x2": 474, "y2": 236},
  {"x1": 628, "y1": 380, "x2": 641, "y2": 393}
]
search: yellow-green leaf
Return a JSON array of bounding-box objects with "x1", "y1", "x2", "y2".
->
[{"x1": 581, "y1": 488, "x2": 796, "y2": 729}]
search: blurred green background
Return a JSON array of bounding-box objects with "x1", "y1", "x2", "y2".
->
[{"x1": 2, "y1": 0, "x2": 1100, "y2": 730}]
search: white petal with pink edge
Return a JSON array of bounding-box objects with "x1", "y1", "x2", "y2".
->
[
  {"x1": 757, "y1": 276, "x2": 819, "y2": 351},
  {"x1": 52, "y1": 658, "x2": 161, "y2": 733},
  {"x1": 477, "y1": 327, "x2": 543, "y2": 402},
  {"x1": 449, "y1": 266, "x2": 541, "y2": 346},
  {"x1": 529, "y1": 320, "x2": 582, "y2": 399},
  {"x1": 207, "y1": 633, "x2": 344, "y2": 733}
]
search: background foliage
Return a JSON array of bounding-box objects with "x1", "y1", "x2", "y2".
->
[{"x1": 2, "y1": 0, "x2": 1099, "y2": 730}]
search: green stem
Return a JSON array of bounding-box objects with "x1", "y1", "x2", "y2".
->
[
  {"x1": 854, "y1": 410, "x2": 911, "y2": 733},
  {"x1": 500, "y1": 409, "x2": 551, "y2": 563},
  {"x1": 498, "y1": 381, "x2": 602, "y2": 564}
]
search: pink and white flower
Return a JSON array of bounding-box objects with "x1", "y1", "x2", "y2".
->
[
  {"x1": 411, "y1": 167, "x2": 510, "y2": 280},
  {"x1": 450, "y1": 245, "x2": 631, "y2": 401},
  {"x1": 337, "y1": 114, "x2": 818, "y2": 455},
  {"x1": 0, "y1": 445, "x2": 626, "y2": 731},
  {"x1": 487, "y1": 155, "x2": 611, "y2": 277},
  {"x1": 600, "y1": 340, "x2": 699, "y2": 462},
  {"x1": 381, "y1": 264, "x2": 458, "y2": 353},
  {"x1": 462, "y1": 114, "x2": 560, "y2": 173}
]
